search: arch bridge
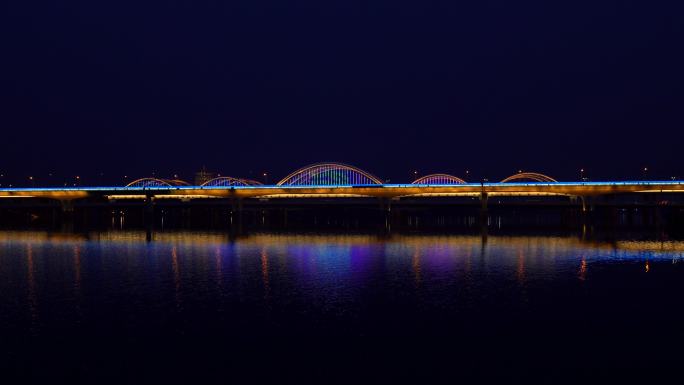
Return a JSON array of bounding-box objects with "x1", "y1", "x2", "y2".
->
[
  {"x1": 201, "y1": 177, "x2": 262, "y2": 187},
  {"x1": 277, "y1": 163, "x2": 383, "y2": 186},
  {"x1": 0, "y1": 162, "x2": 682, "y2": 201},
  {"x1": 412, "y1": 174, "x2": 467, "y2": 185},
  {"x1": 126, "y1": 178, "x2": 191, "y2": 188},
  {"x1": 501, "y1": 172, "x2": 557, "y2": 183}
]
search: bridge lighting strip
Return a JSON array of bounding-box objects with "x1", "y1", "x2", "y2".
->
[
  {"x1": 638, "y1": 190, "x2": 684, "y2": 193},
  {"x1": 105, "y1": 195, "x2": 220, "y2": 200},
  {"x1": 405, "y1": 192, "x2": 566, "y2": 197},
  {"x1": 1, "y1": 181, "x2": 683, "y2": 193},
  {"x1": 105, "y1": 195, "x2": 147, "y2": 199},
  {"x1": 257, "y1": 194, "x2": 370, "y2": 198}
]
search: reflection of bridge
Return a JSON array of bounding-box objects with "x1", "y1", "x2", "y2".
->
[{"x1": 4, "y1": 230, "x2": 684, "y2": 253}]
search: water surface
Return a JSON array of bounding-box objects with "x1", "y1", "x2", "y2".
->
[{"x1": 1, "y1": 230, "x2": 683, "y2": 384}]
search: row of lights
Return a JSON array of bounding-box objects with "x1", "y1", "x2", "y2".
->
[
  {"x1": 0, "y1": 174, "x2": 82, "y2": 188},
  {"x1": 1, "y1": 172, "x2": 272, "y2": 185},
  {"x1": 409, "y1": 167, "x2": 672, "y2": 182},
  {"x1": 0, "y1": 168, "x2": 680, "y2": 187}
]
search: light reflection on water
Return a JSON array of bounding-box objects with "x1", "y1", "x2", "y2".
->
[
  {"x1": 2, "y1": 230, "x2": 681, "y2": 330},
  {"x1": 2, "y1": 230, "x2": 684, "y2": 383},
  {"x1": 2, "y1": 232, "x2": 681, "y2": 293}
]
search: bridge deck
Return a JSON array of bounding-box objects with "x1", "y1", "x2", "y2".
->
[{"x1": 0, "y1": 181, "x2": 683, "y2": 200}]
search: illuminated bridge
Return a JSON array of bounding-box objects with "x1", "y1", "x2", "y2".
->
[
  {"x1": 1, "y1": 161, "x2": 682, "y2": 199},
  {"x1": 1, "y1": 163, "x2": 683, "y2": 229}
]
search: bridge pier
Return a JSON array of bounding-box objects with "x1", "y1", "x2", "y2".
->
[
  {"x1": 144, "y1": 194, "x2": 155, "y2": 240},
  {"x1": 180, "y1": 207, "x2": 191, "y2": 228},
  {"x1": 577, "y1": 195, "x2": 592, "y2": 227},
  {"x1": 578, "y1": 196, "x2": 586, "y2": 214},
  {"x1": 58, "y1": 199, "x2": 75, "y2": 231},
  {"x1": 656, "y1": 205, "x2": 665, "y2": 230},
  {"x1": 230, "y1": 197, "x2": 243, "y2": 235},
  {"x1": 379, "y1": 198, "x2": 392, "y2": 232},
  {"x1": 479, "y1": 192, "x2": 488, "y2": 228}
]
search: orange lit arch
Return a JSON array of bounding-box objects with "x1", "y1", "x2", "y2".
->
[
  {"x1": 125, "y1": 178, "x2": 190, "y2": 187},
  {"x1": 501, "y1": 172, "x2": 557, "y2": 183},
  {"x1": 412, "y1": 174, "x2": 467, "y2": 185},
  {"x1": 201, "y1": 177, "x2": 262, "y2": 187},
  {"x1": 165, "y1": 179, "x2": 191, "y2": 186}
]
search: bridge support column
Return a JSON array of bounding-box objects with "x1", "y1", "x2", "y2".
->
[
  {"x1": 479, "y1": 192, "x2": 488, "y2": 228},
  {"x1": 230, "y1": 197, "x2": 243, "y2": 235},
  {"x1": 579, "y1": 196, "x2": 587, "y2": 214},
  {"x1": 655, "y1": 205, "x2": 665, "y2": 230},
  {"x1": 579, "y1": 195, "x2": 593, "y2": 225},
  {"x1": 144, "y1": 194, "x2": 154, "y2": 241},
  {"x1": 181, "y1": 207, "x2": 191, "y2": 228},
  {"x1": 59, "y1": 199, "x2": 75, "y2": 231},
  {"x1": 379, "y1": 198, "x2": 392, "y2": 233},
  {"x1": 578, "y1": 195, "x2": 596, "y2": 238}
]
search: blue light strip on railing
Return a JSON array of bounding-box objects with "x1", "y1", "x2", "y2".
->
[{"x1": 0, "y1": 180, "x2": 683, "y2": 192}]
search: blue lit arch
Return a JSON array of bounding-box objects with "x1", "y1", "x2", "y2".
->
[
  {"x1": 277, "y1": 163, "x2": 383, "y2": 186},
  {"x1": 125, "y1": 178, "x2": 190, "y2": 188},
  {"x1": 201, "y1": 177, "x2": 262, "y2": 187}
]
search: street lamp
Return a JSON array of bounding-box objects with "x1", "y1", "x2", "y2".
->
[
  {"x1": 580, "y1": 168, "x2": 585, "y2": 181},
  {"x1": 263, "y1": 172, "x2": 268, "y2": 185},
  {"x1": 642, "y1": 167, "x2": 648, "y2": 180}
]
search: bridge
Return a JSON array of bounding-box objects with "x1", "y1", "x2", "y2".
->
[
  {"x1": 1, "y1": 162, "x2": 682, "y2": 200},
  {"x1": 1, "y1": 163, "x2": 682, "y2": 229},
  {"x1": 1, "y1": 180, "x2": 683, "y2": 200}
]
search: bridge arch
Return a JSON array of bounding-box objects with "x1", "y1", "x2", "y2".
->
[
  {"x1": 201, "y1": 177, "x2": 263, "y2": 187},
  {"x1": 165, "y1": 179, "x2": 191, "y2": 186},
  {"x1": 412, "y1": 174, "x2": 467, "y2": 185},
  {"x1": 125, "y1": 178, "x2": 190, "y2": 188},
  {"x1": 501, "y1": 172, "x2": 557, "y2": 183},
  {"x1": 277, "y1": 162, "x2": 383, "y2": 186}
]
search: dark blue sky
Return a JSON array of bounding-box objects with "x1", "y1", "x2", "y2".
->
[{"x1": 1, "y1": 1, "x2": 683, "y2": 185}]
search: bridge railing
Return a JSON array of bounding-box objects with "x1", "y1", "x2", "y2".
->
[{"x1": 1, "y1": 180, "x2": 684, "y2": 192}]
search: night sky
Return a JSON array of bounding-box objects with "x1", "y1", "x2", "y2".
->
[{"x1": 1, "y1": 1, "x2": 683, "y2": 185}]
